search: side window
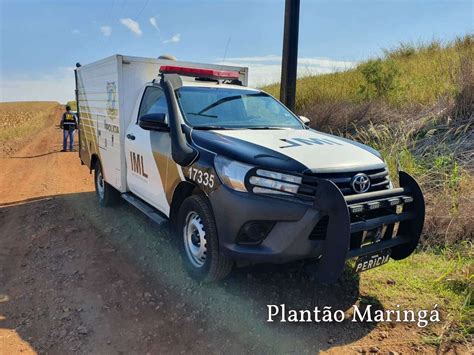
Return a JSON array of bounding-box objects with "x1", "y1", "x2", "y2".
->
[{"x1": 138, "y1": 86, "x2": 169, "y2": 120}]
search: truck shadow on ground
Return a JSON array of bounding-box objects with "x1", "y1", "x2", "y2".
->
[{"x1": 0, "y1": 192, "x2": 384, "y2": 353}]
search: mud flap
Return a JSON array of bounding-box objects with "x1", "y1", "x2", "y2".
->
[
  {"x1": 312, "y1": 179, "x2": 351, "y2": 284},
  {"x1": 390, "y1": 171, "x2": 425, "y2": 260}
]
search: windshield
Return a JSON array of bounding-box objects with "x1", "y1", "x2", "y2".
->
[{"x1": 176, "y1": 87, "x2": 304, "y2": 129}]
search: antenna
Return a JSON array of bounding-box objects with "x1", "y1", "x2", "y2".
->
[
  {"x1": 136, "y1": 0, "x2": 150, "y2": 18},
  {"x1": 219, "y1": 36, "x2": 232, "y2": 78},
  {"x1": 222, "y1": 36, "x2": 231, "y2": 64}
]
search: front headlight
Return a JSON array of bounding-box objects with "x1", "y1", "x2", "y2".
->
[
  {"x1": 214, "y1": 156, "x2": 253, "y2": 192},
  {"x1": 214, "y1": 156, "x2": 302, "y2": 195}
]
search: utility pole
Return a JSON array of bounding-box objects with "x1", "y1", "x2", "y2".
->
[{"x1": 280, "y1": 0, "x2": 300, "y2": 111}]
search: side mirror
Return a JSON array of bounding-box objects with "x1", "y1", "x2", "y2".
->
[
  {"x1": 139, "y1": 113, "x2": 169, "y2": 132},
  {"x1": 299, "y1": 115, "x2": 311, "y2": 126}
]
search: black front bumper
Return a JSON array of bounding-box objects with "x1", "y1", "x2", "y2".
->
[{"x1": 209, "y1": 171, "x2": 425, "y2": 284}]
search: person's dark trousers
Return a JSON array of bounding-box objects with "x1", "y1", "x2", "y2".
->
[{"x1": 63, "y1": 128, "x2": 75, "y2": 151}]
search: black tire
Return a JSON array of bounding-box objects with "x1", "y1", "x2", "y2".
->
[
  {"x1": 94, "y1": 160, "x2": 120, "y2": 207},
  {"x1": 177, "y1": 194, "x2": 233, "y2": 282}
]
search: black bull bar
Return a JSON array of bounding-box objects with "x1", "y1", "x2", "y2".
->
[{"x1": 312, "y1": 171, "x2": 425, "y2": 284}]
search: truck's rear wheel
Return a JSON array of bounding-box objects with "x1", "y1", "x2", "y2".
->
[
  {"x1": 94, "y1": 161, "x2": 120, "y2": 207},
  {"x1": 177, "y1": 195, "x2": 233, "y2": 282}
]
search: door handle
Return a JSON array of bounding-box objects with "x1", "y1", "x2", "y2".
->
[{"x1": 126, "y1": 134, "x2": 135, "y2": 141}]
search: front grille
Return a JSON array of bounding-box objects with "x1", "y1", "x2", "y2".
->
[{"x1": 300, "y1": 167, "x2": 390, "y2": 196}]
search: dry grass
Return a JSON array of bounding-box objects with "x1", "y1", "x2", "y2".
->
[
  {"x1": 359, "y1": 245, "x2": 473, "y2": 345},
  {"x1": 344, "y1": 104, "x2": 474, "y2": 247},
  {"x1": 343, "y1": 53, "x2": 472, "y2": 247},
  {"x1": 0, "y1": 101, "x2": 60, "y2": 155}
]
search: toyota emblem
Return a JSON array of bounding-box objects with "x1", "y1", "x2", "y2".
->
[{"x1": 351, "y1": 173, "x2": 371, "y2": 194}]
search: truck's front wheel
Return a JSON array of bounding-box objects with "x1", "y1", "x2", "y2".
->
[
  {"x1": 94, "y1": 160, "x2": 120, "y2": 207},
  {"x1": 177, "y1": 195, "x2": 233, "y2": 282}
]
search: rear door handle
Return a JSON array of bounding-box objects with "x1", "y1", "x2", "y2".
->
[{"x1": 126, "y1": 134, "x2": 135, "y2": 140}]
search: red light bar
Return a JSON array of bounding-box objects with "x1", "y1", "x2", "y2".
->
[{"x1": 160, "y1": 65, "x2": 240, "y2": 80}]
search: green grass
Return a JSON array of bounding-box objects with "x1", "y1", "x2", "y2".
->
[{"x1": 360, "y1": 245, "x2": 473, "y2": 343}]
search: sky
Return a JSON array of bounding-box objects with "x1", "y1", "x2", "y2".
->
[{"x1": 0, "y1": 0, "x2": 472, "y2": 103}]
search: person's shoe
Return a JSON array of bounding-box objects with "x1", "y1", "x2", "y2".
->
[{"x1": 60, "y1": 149, "x2": 67, "y2": 152}]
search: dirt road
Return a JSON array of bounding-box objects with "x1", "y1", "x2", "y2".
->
[{"x1": 0, "y1": 110, "x2": 434, "y2": 354}]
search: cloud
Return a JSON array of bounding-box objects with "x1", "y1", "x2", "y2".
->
[
  {"x1": 120, "y1": 18, "x2": 142, "y2": 35},
  {"x1": 0, "y1": 67, "x2": 76, "y2": 103},
  {"x1": 216, "y1": 55, "x2": 356, "y2": 87},
  {"x1": 149, "y1": 17, "x2": 159, "y2": 31},
  {"x1": 72, "y1": 29, "x2": 80, "y2": 35},
  {"x1": 100, "y1": 26, "x2": 112, "y2": 37},
  {"x1": 163, "y1": 33, "x2": 181, "y2": 44}
]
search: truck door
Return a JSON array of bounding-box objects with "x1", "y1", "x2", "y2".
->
[{"x1": 124, "y1": 85, "x2": 172, "y2": 216}]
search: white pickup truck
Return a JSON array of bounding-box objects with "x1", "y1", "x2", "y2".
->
[{"x1": 75, "y1": 55, "x2": 425, "y2": 283}]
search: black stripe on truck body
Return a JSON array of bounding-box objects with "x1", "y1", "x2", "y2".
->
[
  {"x1": 179, "y1": 126, "x2": 220, "y2": 194},
  {"x1": 190, "y1": 129, "x2": 308, "y2": 173}
]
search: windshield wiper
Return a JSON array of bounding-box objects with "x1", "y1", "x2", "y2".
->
[
  {"x1": 193, "y1": 126, "x2": 232, "y2": 130},
  {"x1": 247, "y1": 126, "x2": 288, "y2": 130},
  {"x1": 186, "y1": 112, "x2": 218, "y2": 118},
  {"x1": 194, "y1": 126, "x2": 289, "y2": 130},
  {"x1": 198, "y1": 92, "x2": 267, "y2": 115}
]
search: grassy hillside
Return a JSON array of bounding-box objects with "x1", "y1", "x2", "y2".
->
[
  {"x1": 265, "y1": 35, "x2": 472, "y2": 110},
  {"x1": 265, "y1": 36, "x2": 473, "y2": 345}
]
